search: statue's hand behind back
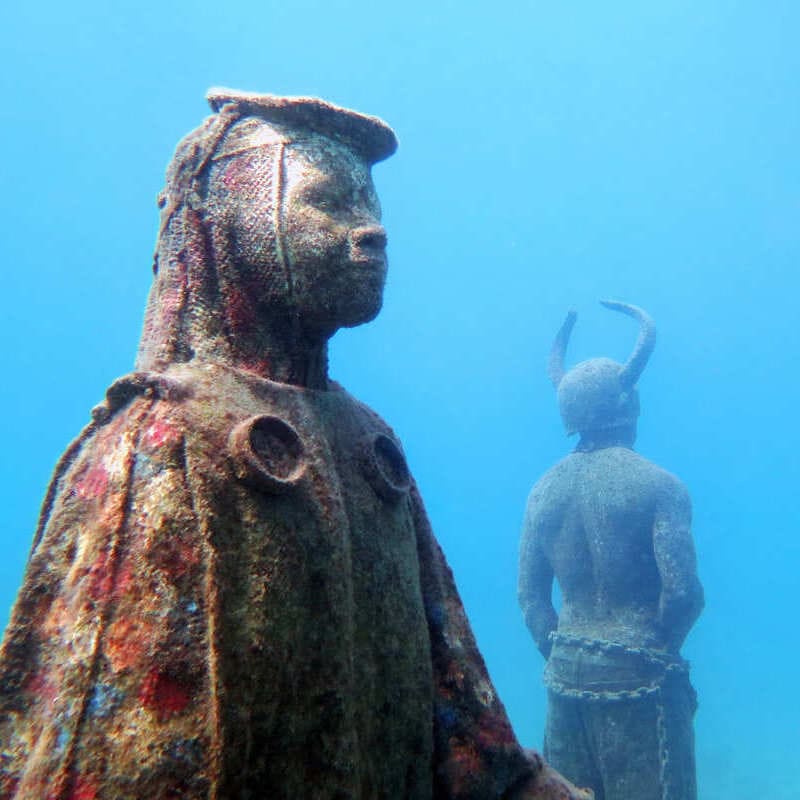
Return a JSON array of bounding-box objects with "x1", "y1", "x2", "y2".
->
[{"x1": 511, "y1": 751, "x2": 595, "y2": 799}]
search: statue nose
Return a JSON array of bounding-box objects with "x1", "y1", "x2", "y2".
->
[{"x1": 350, "y1": 225, "x2": 387, "y2": 258}]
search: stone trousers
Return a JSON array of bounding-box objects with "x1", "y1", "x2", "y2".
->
[
  {"x1": 543, "y1": 644, "x2": 698, "y2": 800},
  {"x1": 544, "y1": 633, "x2": 697, "y2": 800}
]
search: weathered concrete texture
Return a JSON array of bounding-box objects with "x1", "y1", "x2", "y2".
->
[
  {"x1": 519, "y1": 303, "x2": 703, "y2": 800},
  {"x1": 0, "y1": 90, "x2": 591, "y2": 799}
]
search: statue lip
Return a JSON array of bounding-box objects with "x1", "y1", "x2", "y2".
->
[{"x1": 349, "y1": 252, "x2": 387, "y2": 272}]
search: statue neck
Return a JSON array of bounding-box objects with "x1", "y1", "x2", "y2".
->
[
  {"x1": 136, "y1": 290, "x2": 332, "y2": 389},
  {"x1": 575, "y1": 425, "x2": 637, "y2": 453},
  {"x1": 214, "y1": 314, "x2": 331, "y2": 389}
]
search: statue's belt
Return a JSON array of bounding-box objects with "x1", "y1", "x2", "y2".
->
[{"x1": 544, "y1": 632, "x2": 691, "y2": 702}]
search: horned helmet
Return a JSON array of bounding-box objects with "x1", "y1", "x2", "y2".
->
[{"x1": 548, "y1": 300, "x2": 656, "y2": 436}]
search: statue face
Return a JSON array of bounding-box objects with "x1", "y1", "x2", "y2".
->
[
  {"x1": 282, "y1": 139, "x2": 386, "y2": 332},
  {"x1": 211, "y1": 133, "x2": 387, "y2": 335}
]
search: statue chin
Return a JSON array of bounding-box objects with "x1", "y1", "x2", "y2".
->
[
  {"x1": 326, "y1": 281, "x2": 385, "y2": 331},
  {"x1": 339, "y1": 299, "x2": 383, "y2": 330}
]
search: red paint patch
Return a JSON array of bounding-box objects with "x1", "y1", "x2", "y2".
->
[
  {"x1": 150, "y1": 534, "x2": 201, "y2": 581},
  {"x1": 144, "y1": 418, "x2": 182, "y2": 450},
  {"x1": 226, "y1": 286, "x2": 257, "y2": 335},
  {"x1": 111, "y1": 561, "x2": 135, "y2": 601},
  {"x1": 1, "y1": 774, "x2": 20, "y2": 798},
  {"x1": 66, "y1": 774, "x2": 99, "y2": 800},
  {"x1": 26, "y1": 670, "x2": 58, "y2": 708},
  {"x1": 85, "y1": 550, "x2": 113, "y2": 601},
  {"x1": 221, "y1": 156, "x2": 251, "y2": 188},
  {"x1": 107, "y1": 615, "x2": 155, "y2": 673},
  {"x1": 139, "y1": 667, "x2": 192, "y2": 722},
  {"x1": 42, "y1": 596, "x2": 73, "y2": 642},
  {"x1": 75, "y1": 464, "x2": 109, "y2": 500}
]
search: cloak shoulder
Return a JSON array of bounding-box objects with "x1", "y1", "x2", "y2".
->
[
  {"x1": 1, "y1": 369, "x2": 547, "y2": 800},
  {"x1": 0, "y1": 372, "x2": 217, "y2": 799}
]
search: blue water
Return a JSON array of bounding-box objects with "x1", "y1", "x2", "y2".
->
[{"x1": 1, "y1": 2, "x2": 798, "y2": 797}]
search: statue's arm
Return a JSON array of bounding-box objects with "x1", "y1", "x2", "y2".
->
[
  {"x1": 518, "y1": 492, "x2": 557, "y2": 659},
  {"x1": 652, "y1": 478, "x2": 704, "y2": 651}
]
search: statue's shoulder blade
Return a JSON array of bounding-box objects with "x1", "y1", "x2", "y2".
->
[{"x1": 525, "y1": 454, "x2": 581, "y2": 512}]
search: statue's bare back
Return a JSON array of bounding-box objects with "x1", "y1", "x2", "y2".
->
[{"x1": 523, "y1": 447, "x2": 696, "y2": 652}]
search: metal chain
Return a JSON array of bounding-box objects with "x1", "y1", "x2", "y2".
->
[
  {"x1": 544, "y1": 631, "x2": 686, "y2": 800},
  {"x1": 655, "y1": 688, "x2": 673, "y2": 800},
  {"x1": 548, "y1": 631, "x2": 688, "y2": 667},
  {"x1": 543, "y1": 632, "x2": 688, "y2": 702}
]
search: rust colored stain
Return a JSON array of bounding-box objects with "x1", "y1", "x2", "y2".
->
[
  {"x1": 225, "y1": 286, "x2": 258, "y2": 335},
  {"x1": 476, "y1": 709, "x2": 517, "y2": 750},
  {"x1": 447, "y1": 739, "x2": 484, "y2": 798},
  {"x1": 149, "y1": 535, "x2": 201, "y2": 581},
  {"x1": 75, "y1": 465, "x2": 108, "y2": 501},
  {"x1": 139, "y1": 667, "x2": 193, "y2": 722},
  {"x1": 143, "y1": 418, "x2": 182, "y2": 450},
  {"x1": 0, "y1": 775, "x2": 20, "y2": 798},
  {"x1": 221, "y1": 154, "x2": 254, "y2": 189},
  {"x1": 65, "y1": 775, "x2": 99, "y2": 800},
  {"x1": 85, "y1": 550, "x2": 114, "y2": 602},
  {"x1": 25, "y1": 670, "x2": 58, "y2": 708},
  {"x1": 106, "y1": 616, "x2": 153, "y2": 673},
  {"x1": 110, "y1": 561, "x2": 136, "y2": 601}
]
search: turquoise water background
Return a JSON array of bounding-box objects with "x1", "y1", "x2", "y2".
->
[{"x1": 1, "y1": 3, "x2": 798, "y2": 797}]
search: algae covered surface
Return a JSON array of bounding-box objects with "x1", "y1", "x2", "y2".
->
[{"x1": 1, "y1": 2, "x2": 798, "y2": 797}]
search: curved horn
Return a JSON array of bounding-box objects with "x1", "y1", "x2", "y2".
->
[
  {"x1": 547, "y1": 310, "x2": 577, "y2": 389},
  {"x1": 600, "y1": 299, "x2": 656, "y2": 387}
]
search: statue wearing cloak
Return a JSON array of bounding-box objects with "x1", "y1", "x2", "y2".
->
[{"x1": 0, "y1": 90, "x2": 590, "y2": 800}]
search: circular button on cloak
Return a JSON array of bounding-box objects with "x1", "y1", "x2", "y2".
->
[
  {"x1": 362, "y1": 433, "x2": 411, "y2": 502},
  {"x1": 228, "y1": 415, "x2": 307, "y2": 492}
]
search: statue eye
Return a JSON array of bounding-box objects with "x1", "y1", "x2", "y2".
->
[{"x1": 303, "y1": 185, "x2": 340, "y2": 212}]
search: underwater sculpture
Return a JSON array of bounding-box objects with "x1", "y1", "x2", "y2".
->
[
  {"x1": 0, "y1": 90, "x2": 592, "y2": 799},
  {"x1": 518, "y1": 301, "x2": 704, "y2": 800}
]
